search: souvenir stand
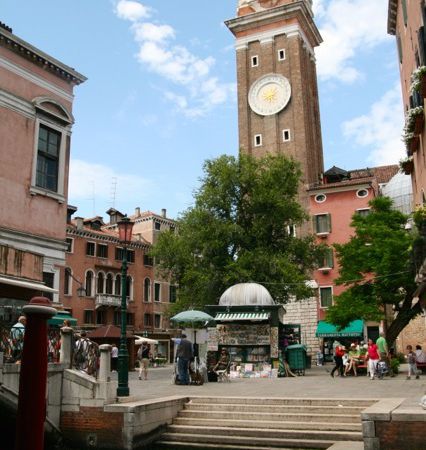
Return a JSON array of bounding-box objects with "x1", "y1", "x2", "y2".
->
[{"x1": 206, "y1": 283, "x2": 286, "y2": 379}]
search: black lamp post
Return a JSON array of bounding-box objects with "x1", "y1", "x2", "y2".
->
[{"x1": 116, "y1": 216, "x2": 134, "y2": 397}]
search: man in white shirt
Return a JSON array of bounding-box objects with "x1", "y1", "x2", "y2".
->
[{"x1": 415, "y1": 345, "x2": 426, "y2": 363}]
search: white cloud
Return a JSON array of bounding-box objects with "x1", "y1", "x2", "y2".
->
[
  {"x1": 113, "y1": 3, "x2": 235, "y2": 117},
  {"x1": 315, "y1": 0, "x2": 390, "y2": 83},
  {"x1": 69, "y1": 159, "x2": 153, "y2": 205},
  {"x1": 115, "y1": 0, "x2": 151, "y2": 22},
  {"x1": 342, "y1": 84, "x2": 405, "y2": 165},
  {"x1": 132, "y1": 22, "x2": 174, "y2": 43}
]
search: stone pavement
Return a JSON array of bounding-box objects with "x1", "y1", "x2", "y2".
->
[{"x1": 113, "y1": 364, "x2": 426, "y2": 407}]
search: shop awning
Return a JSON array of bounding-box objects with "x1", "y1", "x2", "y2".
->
[
  {"x1": 48, "y1": 310, "x2": 77, "y2": 327},
  {"x1": 214, "y1": 312, "x2": 270, "y2": 322},
  {"x1": 316, "y1": 320, "x2": 364, "y2": 338},
  {"x1": 0, "y1": 275, "x2": 58, "y2": 293}
]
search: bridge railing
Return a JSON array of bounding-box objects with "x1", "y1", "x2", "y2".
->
[{"x1": 0, "y1": 322, "x2": 100, "y2": 378}]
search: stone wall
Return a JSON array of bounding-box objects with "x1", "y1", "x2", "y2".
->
[
  {"x1": 361, "y1": 398, "x2": 426, "y2": 450},
  {"x1": 282, "y1": 296, "x2": 320, "y2": 356},
  {"x1": 395, "y1": 315, "x2": 426, "y2": 354}
]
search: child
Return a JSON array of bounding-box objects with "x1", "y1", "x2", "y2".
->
[{"x1": 406, "y1": 345, "x2": 419, "y2": 380}]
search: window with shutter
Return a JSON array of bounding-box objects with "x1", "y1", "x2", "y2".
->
[
  {"x1": 314, "y1": 214, "x2": 331, "y2": 234},
  {"x1": 396, "y1": 35, "x2": 403, "y2": 63},
  {"x1": 320, "y1": 287, "x2": 333, "y2": 308},
  {"x1": 401, "y1": 0, "x2": 408, "y2": 26}
]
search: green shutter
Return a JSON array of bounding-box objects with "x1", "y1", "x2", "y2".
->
[
  {"x1": 397, "y1": 35, "x2": 403, "y2": 63},
  {"x1": 402, "y1": 0, "x2": 408, "y2": 26},
  {"x1": 326, "y1": 213, "x2": 332, "y2": 233}
]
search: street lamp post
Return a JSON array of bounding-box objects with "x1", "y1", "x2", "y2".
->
[{"x1": 117, "y1": 216, "x2": 134, "y2": 397}]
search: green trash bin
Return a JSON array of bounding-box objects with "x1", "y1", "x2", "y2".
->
[{"x1": 286, "y1": 344, "x2": 307, "y2": 375}]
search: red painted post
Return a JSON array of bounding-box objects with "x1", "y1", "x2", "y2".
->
[{"x1": 15, "y1": 296, "x2": 57, "y2": 450}]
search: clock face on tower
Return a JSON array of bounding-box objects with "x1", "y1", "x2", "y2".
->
[{"x1": 248, "y1": 73, "x2": 292, "y2": 116}]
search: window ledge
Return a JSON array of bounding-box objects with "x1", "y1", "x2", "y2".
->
[
  {"x1": 316, "y1": 232, "x2": 330, "y2": 238},
  {"x1": 318, "y1": 267, "x2": 332, "y2": 273},
  {"x1": 30, "y1": 186, "x2": 65, "y2": 203}
]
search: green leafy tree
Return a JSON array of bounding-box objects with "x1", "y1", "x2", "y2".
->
[
  {"x1": 327, "y1": 196, "x2": 422, "y2": 345},
  {"x1": 152, "y1": 154, "x2": 322, "y2": 312}
]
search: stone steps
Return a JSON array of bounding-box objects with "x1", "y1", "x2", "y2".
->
[
  {"x1": 167, "y1": 424, "x2": 363, "y2": 441},
  {"x1": 185, "y1": 402, "x2": 365, "y2": 415},
  {"x1": 189, "y1": 396, "x2": 375, "y2": 407},
  {"x1": 179, "y1": 409, "x2": 361, "y2": 423},
  {"x1": 173, "y1": 417, "x2": 362, "y2": 432},
  {"x1": 154, "y1": 396, "x2": 367, "y2": 449}
]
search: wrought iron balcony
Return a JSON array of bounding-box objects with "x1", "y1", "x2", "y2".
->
[{"x1": 95, "y1": 294, "x2": 131, "y2": 307}]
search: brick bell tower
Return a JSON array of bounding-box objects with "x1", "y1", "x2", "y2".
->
[{"x1": 226, "y1": 0, "x2": 324, "y2": 196}]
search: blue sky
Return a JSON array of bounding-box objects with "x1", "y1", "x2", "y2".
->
[{"x1": 2, "y1": 0, "x2": 404, "y2": 220}]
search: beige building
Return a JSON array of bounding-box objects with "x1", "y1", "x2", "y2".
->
[{"x1": 0, "y1": 21, "x2": 85, "y2": 320}]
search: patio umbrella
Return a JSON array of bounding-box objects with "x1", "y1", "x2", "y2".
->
[
  {"x1": 134, "y1": 335, "x2": 159, "y2": 345},
  {"x1": 170, "y1": 310, "x2": 215, "y2": 344}
]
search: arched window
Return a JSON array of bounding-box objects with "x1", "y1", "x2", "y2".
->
[
  {"x1": 97, "y1": 272, "x2": 105, "y2": 294},
  {"x1": 144, "y1": 278, "x2": 151, "y2": 302},
  {"x1": 115, "y1": 274, "x2": 121, "y2": 296},
  {"x1": 106, "y1": 273, "x2": 113, "y2": 294},
  {"x1": 85, "y1": 270, "x2": 94, "y2": 297}
]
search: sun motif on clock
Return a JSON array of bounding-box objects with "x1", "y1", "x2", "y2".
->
[
  {"x1": 262, "y1": 87, "x2": 277, "y2": 103},
  {"x1": 248, "y1": 74, "x2": 291, "y2": 116}
]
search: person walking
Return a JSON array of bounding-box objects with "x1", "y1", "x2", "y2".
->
[
  {"x1": 366, "y1": 338, "x2": 380, "y2": 380},
  {"x1": 74, "y1": 331, "x2": 90, "y2": 371},
  {"x1": 137, "y1": 342, "x2": 150, "y2": 380},
  {"x1": 10, "y1": 316, "x2": 26, "y2": 362},
  {"x1": 176, "y1": 334, "x2": 193, "y2": 385},
  {"x1": 111, "y1": 343, "x2": 119, "y2": 372},
  {"x1": 406, "y1": 345, "x2": 419, "y2": 380},
  {"x1": 330, "y1": 344, "x2": 345, "y2": 378}
]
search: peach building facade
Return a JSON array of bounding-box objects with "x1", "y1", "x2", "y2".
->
[
  {"x1": 0, "y1": 21, "x2": 85, "y2": 321},
  {"x1": 388, "y1": 0, "x2": 426, "y2": 207},
  {"x1": 309, "y1": 165, "x2": 398, "y2": 358}
]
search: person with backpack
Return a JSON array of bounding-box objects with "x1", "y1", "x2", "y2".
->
[
  {"x1": 74, "y1": 331, "x2": 89, "y2": 371},
  {"x1": 10, "y1": 316, "x2": 26, "y2": 362}
]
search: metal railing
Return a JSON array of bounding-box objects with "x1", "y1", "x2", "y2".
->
[{"x1": 0, "y1": 322, "x2": 100, "y2": 377}]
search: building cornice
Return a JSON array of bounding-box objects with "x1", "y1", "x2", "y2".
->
[
  {"x1": 226, "y1": 1, "x2": 322, "y2": 48},
  {"x1": 67, "y1": 226, "x2": 151, "y2": 251},
  {"x1": 308, "y1": 181, "x2": 372, "y2": 195},
  {"x1": 0, "y1": 27, "x2": 87, "y2": 85},
  {"x1": 387, "y1": 0, "x2": 398, "y2": 35}
]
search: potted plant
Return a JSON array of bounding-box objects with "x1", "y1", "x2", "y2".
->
[
  {"x1": 406, "y1": 106, "x2": 424, "y2": 136},
  {"x1": 411, "y1": 66, "x2": 426, "y2": 98},
  {"x1": 399, "y1": 156, "x2": 414, "y2": 175},
  {"x1": 402, "y1": 130, "x2": 416, "y2": 155}
]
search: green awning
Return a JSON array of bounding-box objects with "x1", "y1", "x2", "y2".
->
[
  {"x1": 316, "y1": 320, "x2": 364, "y2": 338},
  {"x1": 214, "y1": 312, "x2": 270, "y2": 322},
  {"x1": 48, "y1": 311, "x2": 77, "y2": 327}
]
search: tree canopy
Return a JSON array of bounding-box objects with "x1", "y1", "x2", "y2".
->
[
  {"x1": 327, "y1": 196, "x2": 422, "y2": 344},
  {"x1": 151, "y1": 153, "x2": 322, "y2": 312}
]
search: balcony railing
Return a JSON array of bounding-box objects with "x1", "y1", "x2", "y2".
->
[{"x1": 95, "y1": 293, "x2": 131, "y2": 307}]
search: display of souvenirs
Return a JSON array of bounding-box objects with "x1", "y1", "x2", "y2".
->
[{"x1": 216, "y1": 324, "x2": 270, "y2": 346}]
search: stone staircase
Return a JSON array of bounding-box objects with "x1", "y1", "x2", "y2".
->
[{"x1": 155, "y1": 396, "x2": 374, "y2": 449}]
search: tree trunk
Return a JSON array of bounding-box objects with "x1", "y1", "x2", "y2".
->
[{"x1": 386, "y1": 301, "x2": 423, "y2": 346}]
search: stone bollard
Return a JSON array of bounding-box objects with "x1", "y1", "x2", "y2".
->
[
  {"x1": 60, "y1": 326, "x2": 74, "y2": 368},
  {"x1": 99, "y1": 344, "x2": 112, "y2": 382},
  {"x1": 15, "y1": 296, "x2": 56, "y2": 450}
]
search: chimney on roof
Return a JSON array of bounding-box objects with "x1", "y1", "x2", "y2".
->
[
  {"x1": 135, "y1": 207, "x2": 141, "y2": 217},
  {"x1": 0, "y1": 22, "x2": 12, "y2": 33},
  {"x1": 75, "y1": 217, "x2": 84, "y2": 230},
  {"x1": 161, "y1": 208, "x2": 167, "y2": 218}
]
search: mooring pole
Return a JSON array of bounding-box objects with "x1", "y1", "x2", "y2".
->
[{"x1": 15, "y1": 296, "x2": 56, "y2": 450}]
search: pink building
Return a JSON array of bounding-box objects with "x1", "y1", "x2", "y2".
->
[
  {"x1": 309, "y1": 165, "x2": 398, "y2": 358},
  {"x1": 63, "y1": 208, "x2": 178, "y2": 361},
  {"x1": 0, "y1": 21, "x2": 85, "y2": 321}
]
